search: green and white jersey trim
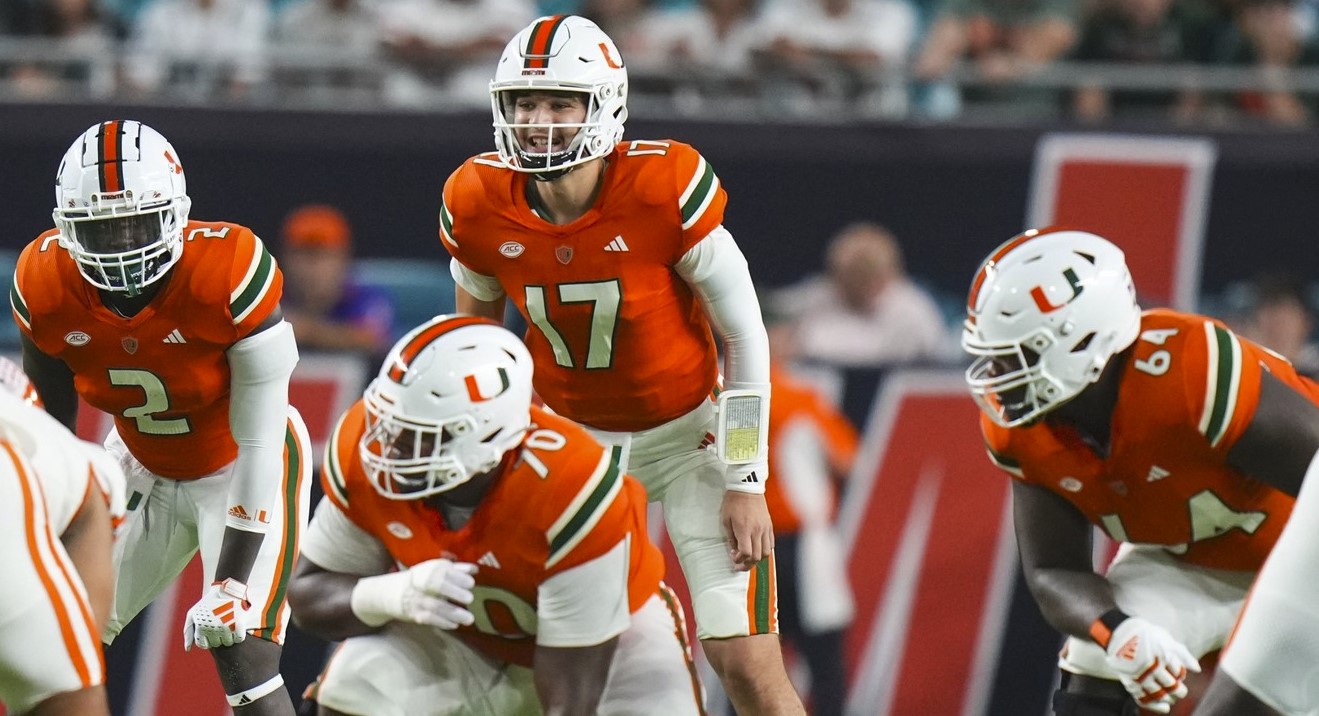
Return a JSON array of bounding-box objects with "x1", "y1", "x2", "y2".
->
[
  {"x1": 10, "y1": 273, "x2": 30, "y2": 331},
  {"x1": 1198, "y1": 321, "x2": 1244, "y2": 448},
  {"x1": 323, "y1": 411, "x2": 351, "y2": 506},
  {"x1": 545, "y1": 446, "x2": 623, "y2": 569},
  {"x1": 439, "y1": 200, "x2": 457, "y2": 250},
  {"x1": 230, "y1": 236, "x2": 278, "y2": 326},
  {"x1": 679, "y1": 155, "x2": 720, "y2": 231}
]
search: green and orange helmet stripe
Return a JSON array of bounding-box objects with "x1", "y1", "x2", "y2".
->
[
  {"x1": 385, "y1": 315, "x2": 499, "y2": 384},
  {"x1": 966, "y1": 226, "x2": 1085, "y2": 321},
  {"x1": 523, "y1": 15, "x2": 569, "y2": 69}
]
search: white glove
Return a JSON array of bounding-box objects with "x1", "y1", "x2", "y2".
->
[
  {"x1": 1103, "y1": 616, "x2": 1201, "y2": 713},
  {"x1": 184, "y1": 578, "x2": 254, "y2": 651},
  {"x1": 350, "y1": 558, "x2": 478, "y2": 630}
]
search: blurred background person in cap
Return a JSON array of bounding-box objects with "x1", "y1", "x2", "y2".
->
[{"x1": 278, "y1": 203, "x2": 395, "y2": 362}]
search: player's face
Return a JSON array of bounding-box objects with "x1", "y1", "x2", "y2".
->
[
  {"x1": 510, "y1": 91, "x2": 588, "y2": 153},
  {"x1": 74, "y1": 211, "x2": 166, "y2": 255}
]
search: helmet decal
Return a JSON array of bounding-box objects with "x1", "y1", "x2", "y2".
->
[
  {"x1": 464, "y1": 368, "x2": 510, "y2": 401},
  {"x1": 1030, "y1": 267, "x2": 1085, "y2": 313},
  {"x1": 599, "y1": 42, "x2": 623, "y2": 69}
]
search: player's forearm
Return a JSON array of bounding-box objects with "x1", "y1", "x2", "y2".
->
[
  {"x1": 1025, "y1": 568, "x2": 1119, "y2": 640},
  {"x1": 287, "y1": 564, "x2": 381, "y2": 641},
  {"x1": 456, "y1": 284, "x2": 505, "y2": 322},
  {"x1": 213, "y1": 527, "x2": 264, "y2": 584},
  {"x1": 60, "y1": 493, "x2": 114, "y2": 632}
]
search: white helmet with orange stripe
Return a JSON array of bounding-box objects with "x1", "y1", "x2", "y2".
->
[
  {"x1": 360, "y1": 315, "x2": 535, "y2": 499},
  {"x1": 490, "y1": 15, "x2": 628, "y2": 177},
  {"x1": 53, "y1": 120, "x2": 191, "y2": 297},
  {"x1": 962, "y1": 228, "x2": 1142, "y2": 428}
]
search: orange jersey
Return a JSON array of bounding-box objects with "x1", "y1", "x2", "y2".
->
[
  {"x1": 982, "y1": 309, "x2": 1308, "y2": 571},
  {"x1": 12, "y1": 222, "x2": 283, "y2": 478},
  {"x1": 765, "y1": 364, "x2": 858, "y2": 534},
  {"x1": 441, "y1": 140, "x2": 727, "y2": 431},
  {"x1": 322, "y1": 403, "x2": 665, "y2": 666}
]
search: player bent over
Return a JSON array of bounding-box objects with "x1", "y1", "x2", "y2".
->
[{"x1": 288, "y1": 315, "x2": 705, "y2": 716}]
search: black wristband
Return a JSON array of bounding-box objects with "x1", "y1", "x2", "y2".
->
[{"x1": 1089, "y1": 608, "x2": 1131, "y2": 649}]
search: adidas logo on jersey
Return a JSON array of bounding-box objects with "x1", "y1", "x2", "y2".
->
[
  {"x1": 163, "y1": 329, "x2": 187, "y2": 344},
  {"x1": 1146, "y1": 465, "x2": 1171, "y2": 482},
  {"x1": 604, "y1": 235, "x2": 630, "y2": 252},
  {"x1": 228, "y1": 505, "x2": 251, "y2": 521},
  {"x1": 478, "y1": 551, "x2": 501, "y2": 569}
]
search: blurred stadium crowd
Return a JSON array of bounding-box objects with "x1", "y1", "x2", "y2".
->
[{"x1": 3, "y1": 0, "x2": 1319, "y2": 125}]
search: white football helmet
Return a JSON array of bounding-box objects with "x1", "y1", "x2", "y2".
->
[
  {"x1": 490, "y1": 15, "x2": 628, "y2": 176},
  {"x1": 360, "y1": 315, "x2": 534, "y2": 500},
  {"x1": 962, "y1": 228, "x2": 1142, "y2": 427},
  {"x1": 53, "y1": 120, "x2": 191, "y2": 297}
]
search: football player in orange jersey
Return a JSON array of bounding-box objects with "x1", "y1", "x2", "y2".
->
[
  {"x1": 11, "y1": 120, "x2": 312, "y2": 715},
  {"x1": 962, "y1": 228, "x2": 1319, "y2": 716},
  {"x1": 439, "y1": 15, "x2": 801, "y2": 714},
  {"x1": 287, "y1": 315, "x2": 705, "y2": 716}
]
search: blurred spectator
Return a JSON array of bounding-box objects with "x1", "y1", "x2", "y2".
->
[
  {"x1": 6, "y1": 0, "x2": 117, "y2": 97},
  {"x1": 774, "y1": 222, "x2": 952, "y2": 367},
  {"x1": 1235, "y1": 273, "x2": 1319, "y2": 378},
  {"x1": 376, "y1": 0, "x2": 534, "y2": 107},
  {"x1": 125, "y1": 0, "x2": 271, "y2": 101},
  {"x1": 279, "y1": 204, "x2": 395, "y2": 358},
  {"x1": 275, "y1": 0, "x2": 380, "y2": 56},
  {"x1": 1214, "y1": 0, "x2": 1319, "y2": 125},
  {"x1": 274, "y1": 0, "x2": 383, "y2": 94},
  {"x1": 1069, "y1": 0, "x2": 1217, "y2": 123},
  {"x1": 763, "y1": 312, "x2": 859, "y2": 716},
  {"x1": 913, "y1": 0, "x2": 1078, "y2": 117},
  {"x1": 644, "y1": 0, "x2": 763, "y2": 74},
  {"x1": 752, "y1": 0, "x2": 917, "y2": 113}
]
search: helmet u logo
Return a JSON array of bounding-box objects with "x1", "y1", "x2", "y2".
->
[
  {"x1": 599, "y1": 43, "x2": 623, "y2": 69},
  {"x1": 465, "y1": 368, "x2": 511, "y2": 402},
  {"x1": 1030, "y1": 267, "x2": 1084, "y2": 313}
]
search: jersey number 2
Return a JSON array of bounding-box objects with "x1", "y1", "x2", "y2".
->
[
  {"x1": 108, "y1": 368, "x2": 191, "y2": 435},
  {"x1": 524, "y1": 281, "x2": 621, "y2": 370}
]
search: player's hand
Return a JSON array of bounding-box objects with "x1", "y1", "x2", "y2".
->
[
  {"x1": 350, "y1": 558, "x2": 478, "y2": 630},
  {"x1": 720, "y1": 491, "x2": 774, "y2": 571},
  {"x1": 1103, "y1": 616, "x2": 1201, "y2": 713},
  {"x1": 183, "y1": 578, "x2": 254, "y2": 651}
]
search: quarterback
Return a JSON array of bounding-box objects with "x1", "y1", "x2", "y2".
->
[
  {"x1": 439, "y1": 15, "x2": 800, "y2": 713},
  {"x1": 963, "y1": 228, "x2": 1319, "y2": 715},
  {"x1": 12, "y1": 120, "x2": 312, "y2": 714},
  {"x1": 288, "y1": 315, "x2": 705, "y2": 716}
]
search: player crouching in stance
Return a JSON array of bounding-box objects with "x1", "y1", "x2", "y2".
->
[
  {"x1": 963, "y1": 228, "x2": 1319, "y2": 715},
  {"x1": 288, "y1": 315, "x2": 705, "y2": 716}
]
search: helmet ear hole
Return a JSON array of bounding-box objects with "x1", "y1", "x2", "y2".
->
[{"x1": 1071, "y1": 333, "x2": 1096, "y2": 353}]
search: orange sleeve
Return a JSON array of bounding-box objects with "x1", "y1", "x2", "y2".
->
[
  {"x1": 807, "y1": 394, "x2": 860, "y2": 476},
  {"x1": 669, "y1": 142, "x2": 728, "y2": 253},
  {"x1": 227, "y1": 228, "x2": 284, "y2": 337},
  {"x1": 438, "y1": 160, "x2": 486, "y2": 273}
]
